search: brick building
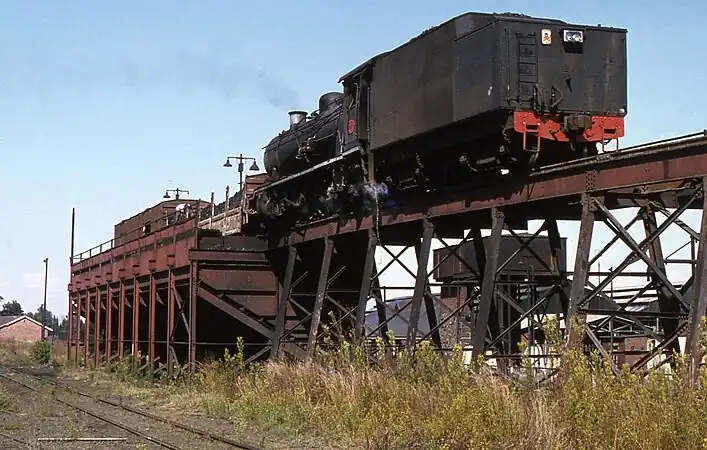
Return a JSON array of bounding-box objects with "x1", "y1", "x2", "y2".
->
[{"x1": 0, "y1": 316, "x2": 53, "y2": 342}]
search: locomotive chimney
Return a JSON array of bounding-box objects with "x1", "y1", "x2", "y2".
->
[{"x1": 288, "y1": 110, "x2": 307, "y2": 129}]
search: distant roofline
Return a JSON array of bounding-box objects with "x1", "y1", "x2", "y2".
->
[{"x1": 0, "y1": 315, "x2": 54, "y2": 332}]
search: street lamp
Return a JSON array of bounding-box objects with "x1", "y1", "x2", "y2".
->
[
  {"x1": 42, "y1": 258, "x2": 48, "y2": 341},
  {"x1": 163, "y1": 188, "x2": 190, "y2": 200},
  {"x1": 223, "y1": 154, "x2": 260, "y2": 192}
]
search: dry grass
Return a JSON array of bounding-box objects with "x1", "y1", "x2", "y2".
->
[
  {"x1": 0, "y1": 383, "x2": 16, "y2": 413},
  {"x1": 0, "y1": 340, "x2": 34, "y2": 364},
  {"x1": 10, "y1": 325, "x2": 707, "y2": 449},
  {"x1": 0, "y1": 339, "x2": 67, "y2": 366}
]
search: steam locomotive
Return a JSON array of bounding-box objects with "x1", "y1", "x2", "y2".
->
[{"x1": 248, "y1": 12, "x2": 627, "y2": 227}]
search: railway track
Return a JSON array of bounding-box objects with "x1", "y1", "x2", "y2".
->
[{"x1": 0, "y1": 365, "x2": 261, "y2": 450}]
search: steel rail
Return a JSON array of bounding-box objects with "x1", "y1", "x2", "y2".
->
[
  {"x1": 43, "y1": 377, "x2": 260, "y2": 450},
  {"x1": 0, "y1": 429, "x2": 28, "y2": 446},
  {"x1": 0, "y1": 369, "x2": 184, "y2": 450},
  {"x1": 273, "y1": 130, "x2": 707, "y2": 246},
  {"x1": 0, "y1": 365, "x2": 261, "y2": 450},
  {"x1": 519, "y1": 131, "x2": 707, "y2": 176}
]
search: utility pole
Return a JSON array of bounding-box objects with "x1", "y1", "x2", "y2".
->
[{"x1": 42, "y1": 258, "x2": 48, "y2": 341}]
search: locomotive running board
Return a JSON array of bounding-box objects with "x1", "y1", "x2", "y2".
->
[{"x1": 252, "y1": 145, "x2": 363, "y2": 194}]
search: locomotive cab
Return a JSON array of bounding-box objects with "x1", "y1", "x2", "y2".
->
[{"x1": 340, "y1": 64, "x2": 373, "y2": 152}]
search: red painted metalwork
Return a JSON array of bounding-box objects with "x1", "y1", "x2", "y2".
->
[
  {"x1": 94, "y1": 287, "x2": 101, "y2": 368},
  {"x1": 513, "y1": 111, "x2": 625, "y2": 143},
  {"x1": 166, "y1": 269, "x2": 175, "y2": 376},
  {"x1": 188, "y1": 261, "x2": 197, "y2": 372},
  {"x1": 149, "y1": 273, "x2": 156, "y2": 371},
  {"x1": 84, "y1": 289, "x2": 90, "y2": 368},
  {"x1": 76, "y1": 290, "x2": 81, "y2": 366},
  {"x1": 118, "y1": 281, "x2": 125, "y2": 359},
  {"x1": 106, "y1": 285, "x2": 112, "y2": 363},
  {"x1": 71, "y1": 218, "x2": 197, "y2": 280},
  {"x1": 132, "y1": 277, "x2": 140, "y2": 371}
]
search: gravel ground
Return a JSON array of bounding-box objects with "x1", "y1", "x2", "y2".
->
[
  {"x1": 0, "y1": 367, "x2": 135, "y2": 449},
  {"x1": 0, "y1": 360, "x2": 336, "y2": 449},
  {"x1": 0, "y1": 364, "x2": 249, "y2": 449},
  {"x1": 52, "y1": 372, "x2": 323, "y2": 449}
]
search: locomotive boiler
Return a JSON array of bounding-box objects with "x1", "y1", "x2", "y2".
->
[{"x1": 249, "y1": 11, "x2": 628, "y2": 227}]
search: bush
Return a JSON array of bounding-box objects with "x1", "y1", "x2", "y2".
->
[{"x1": 30, "y1": 339, "x2": 51, "y2": 365}]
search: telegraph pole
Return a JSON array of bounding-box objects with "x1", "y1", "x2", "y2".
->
[{"x1": 42, "y1": 258, "x2": 48, "y2": 341}]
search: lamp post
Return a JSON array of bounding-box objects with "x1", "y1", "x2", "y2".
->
[
  {"x1": 42, "y1": 258, "x2": 48, "y2": 341},
  {"x1": 163, "y1": 188, "x2": 190, "y2": 200},
  {"x1": 223, "y1": 154, "x2": 260, "y2": 192}
]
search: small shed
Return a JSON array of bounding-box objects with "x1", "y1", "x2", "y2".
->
[{"x1": 0, "y1": 316, "x2": 53, "y2": 342}]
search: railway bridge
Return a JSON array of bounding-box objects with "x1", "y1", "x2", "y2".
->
[{"x1": 68, "y1": 131, "x2": 707, "y2": 380}]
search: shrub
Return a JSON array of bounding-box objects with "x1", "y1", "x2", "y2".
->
[{"x1": 30, "y1": 339, "x2": 51, "y2": 365}]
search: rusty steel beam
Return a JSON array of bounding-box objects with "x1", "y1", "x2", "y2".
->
[
  {"x1": 274, "y1": 133, "x2": 707, "y2": 247},
  {"x1": 197, "y1": 284, "x2": 306, "y2": 361},
  {"x1": 306, "y1": 238, "x2": 334, "y2": 360},
  {"x1": 598, "y1": 201, "x2": 687, "y2": 307},
  {"x1": 84, "y1": 288, "x2": 90, "y2": 368},
  {"x1": 149, "y1": 273, "x2": 156, "y2": 373},
  {"x1": 354, "y1": 231, "x2": 377, "y2": 341},
  {"x1": 687, "y1": 177, "x2": 707, "y2": 384},
  {"x1": 271, "y1": 246, "x2": 296, "y2": 359},
  {"x1": 579, "y1": 195, "x2": 698, "y2": 312},
  {"x1": 471, "y1": 208, "x2": 504, "y2": 367},
  {"x1": 370, "y1": 268, "x2": 390, "y2": 342},
  {"x1": 406, "y1": 220, "x2": 434, "y2": 350},
  {"x1": 106, "y1": 285, "x2": 112, "y2": 364},
  {"x1": 132, "y1": 277, "x2": 140, "y2": 371},
  {"x1": 172, "y1": 282, "x2": 190, "y2": 343},
  {"x1": 94, "y1": 286, "x2": 101, "y2": 368},
  {"x1": 643, "y1": 206, "x2": 681, "y2": 359},
  {"x1": 76, "y1": 291, "x2": 81, "y2": 366},
  {"x1": 566, "y1": 194, "x2": 595, "y2": 340},
  {"x1": 188, "y1": 261, "x2": 197, "y2": 373},
  {"x1": 166, "y1": 268, "x2": 175, "y2": 376},
  {"x1": 198, "y1": 285, "x2": 272, "y2": 339},
  {"x1": 189, "y1": 249, "x2": 269, "y2": 264},
  {"x1": 118, "y1": 279, "x2": 125, "y2": 359},
  {"x1": 561, "y1": 189, "x2": 702, "y2": 373}
]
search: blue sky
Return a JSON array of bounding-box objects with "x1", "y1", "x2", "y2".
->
[{"x1": 0, "y1": 1, "x2": 704, "y2": 317}]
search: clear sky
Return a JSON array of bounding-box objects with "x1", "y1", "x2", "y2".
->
[{"x1": 0, "y1": 1, "x2": 705, "y2": 318}]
